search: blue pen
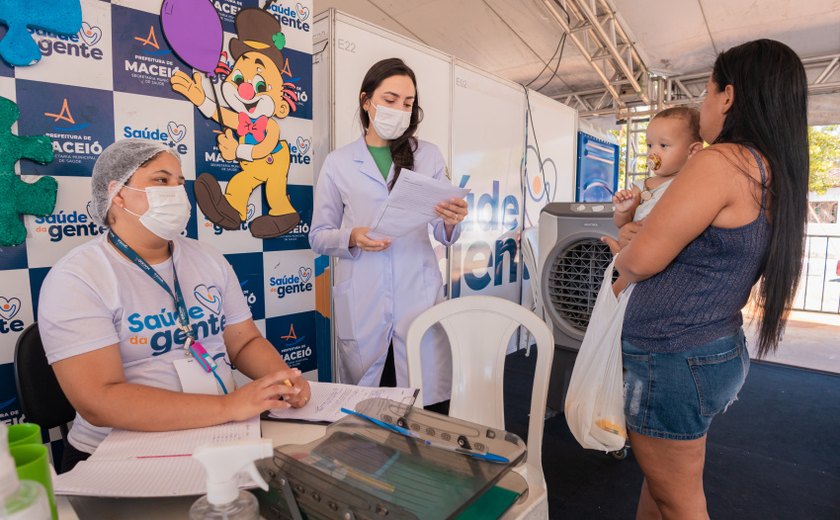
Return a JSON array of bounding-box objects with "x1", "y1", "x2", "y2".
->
[
  {"x1": 452, "y1": 446, "x2": 509, "y2": 464},
  {"x1": 340, "y1": 408, "x2": 420, "y2": 438},
  {"x1": 339, "y1": 408, "x2": 509, "y2": 464}
]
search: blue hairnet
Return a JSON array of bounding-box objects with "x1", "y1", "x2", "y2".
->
[{"x1": 90, "y1": 139, "x2": 180, "y2": 225}]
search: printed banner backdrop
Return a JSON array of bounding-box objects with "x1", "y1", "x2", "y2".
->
[
  {"x1": 519, "y1": 89, "x2": 578, "y2": 348},
  {"x1": 522, "y1": 89, "x2": 577, "y2": 227},
  {"x1": 451, "y1": 62, "x2": 525, "y2": 303},
  {"x1": 0, "y1": 0, "x2": 323, "y2": 445}
]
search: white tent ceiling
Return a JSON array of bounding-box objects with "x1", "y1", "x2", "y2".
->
[{"x1": 313, "y1": 0, "x2": 840, "y2": 123}]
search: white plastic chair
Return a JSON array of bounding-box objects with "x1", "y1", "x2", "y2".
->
[
  {"x1": 521, "y1": 227, "x2": 545, "y2": 356},
  {"x1": 405, "y1": 296, "x2": 554, "y2": 520}
]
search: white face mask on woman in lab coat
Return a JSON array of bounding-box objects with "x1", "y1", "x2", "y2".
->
[
  {"x1": 120, "y1": 185, "x2": 192, "y2": 240},
  {"x1": 370, "y1": 104, "x2": 411, "y2": 140}
]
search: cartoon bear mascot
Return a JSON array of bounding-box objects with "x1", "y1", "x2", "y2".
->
[{"x1": 171, "y1": 9, "x2": 299, "y2": 238}]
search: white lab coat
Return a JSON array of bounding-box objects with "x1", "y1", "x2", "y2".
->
[{"x1": 310, "y1": 137, "x2": 461, "y2": 405}]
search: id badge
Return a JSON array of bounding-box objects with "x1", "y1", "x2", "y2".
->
[{"x1": 173, "y1": 353, "x2": 234, "y2": 396}]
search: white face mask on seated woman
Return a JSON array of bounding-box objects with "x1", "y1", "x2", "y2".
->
[{"x1": 120, "y1": 184, "x2": 192, "y2": 240}]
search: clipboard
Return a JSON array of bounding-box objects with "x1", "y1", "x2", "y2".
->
[
  {"x1": 263, "y1": 382, "x2": 419, "y2": 424},
  {"x1": 255, "y1": 398, "x2": 527, "y2": 520}
]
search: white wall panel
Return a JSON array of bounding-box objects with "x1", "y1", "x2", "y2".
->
[{"x1": 333, "y1": 14, "x2": 451, "y2": 162}]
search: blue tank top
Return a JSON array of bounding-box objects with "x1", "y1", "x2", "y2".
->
[{"x1": 622, "y1": 147, "x2": 771, "y2": 352}]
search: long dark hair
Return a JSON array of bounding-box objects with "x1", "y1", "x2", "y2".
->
[
  {"x1": 711, "y1": 39, "x2": 809, "y2": 357},
  {"x1": 358, "y1": 58, "x2": 424, "y2": 189}
]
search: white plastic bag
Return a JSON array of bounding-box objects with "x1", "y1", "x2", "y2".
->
[{"x1": 564, "y1": 257, "x2": 633, "y2": 452}]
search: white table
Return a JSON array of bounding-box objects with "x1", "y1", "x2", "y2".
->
[
  {"x1": 58, "y1": 420, "x2": 544, "y2": 520},
  {"x1": 61, "y1": 420, "x2": 327, "y2": 519}
]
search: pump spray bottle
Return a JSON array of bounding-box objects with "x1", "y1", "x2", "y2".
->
[
  {"x1": 0, "y1": 425, "x2": 50, "y2": 520},
  {"x1": 189, "y1": 439, "x2": 274, "y2": 520}
]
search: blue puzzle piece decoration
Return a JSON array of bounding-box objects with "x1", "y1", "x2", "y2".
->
[
  {"x1": 0, "y1": 97, "x2": 57, "y2": 246},
  {"x1": 0, "y1": 0, "x2": 82, "y2": 67}
]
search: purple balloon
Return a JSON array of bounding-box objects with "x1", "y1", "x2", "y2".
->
[{"x1": 161, "y1": 0, "x2": 223, "y2": 74}]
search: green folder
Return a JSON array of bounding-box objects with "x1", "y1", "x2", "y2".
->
[{"x1": 457, "y1": 485, "x2": 520, "y2": 519}]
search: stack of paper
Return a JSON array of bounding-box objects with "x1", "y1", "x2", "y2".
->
[
  {"x1": 369, "y1": 169, "x2": 470, "y2": 239},
  {"x1": 268, "y1": 381, "x2": 418, "y2": 423},
  {"x1": 54, "y1": 417, "x2": 260, "y2": 497}
]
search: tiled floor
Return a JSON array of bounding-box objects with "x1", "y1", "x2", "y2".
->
[
  {"x1": 744, "y1": 310, "x2": 840, "y2": 374},
  {"x1": 504, "y1": 347, "x2": 840, "y2": 519}
]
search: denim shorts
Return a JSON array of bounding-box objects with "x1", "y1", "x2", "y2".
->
[{"x1": 622, "y1": 330, "x2": 750, "y2": 440}]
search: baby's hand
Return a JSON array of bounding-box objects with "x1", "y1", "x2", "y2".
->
[{"x1": 612, "y1": 189, "x2": 640, "y2": 214}]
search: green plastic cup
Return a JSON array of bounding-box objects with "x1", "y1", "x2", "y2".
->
[
  {"x1": 10, "y1": 444, "x2": 56, "y2": 520},
  {"x1": 7, "y1": 423, "x2": 41, "y2": 448}
]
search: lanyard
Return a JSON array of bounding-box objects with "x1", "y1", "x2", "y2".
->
[
  {"x1": 108, "y1": 230, "x2": 228, "y2": 394},
  {"x1": 108, "y1": 231, "x2": 229, "y2": 395},
  {"x1": 108, "y1": 231, "x2": 193, "y2": 343}
]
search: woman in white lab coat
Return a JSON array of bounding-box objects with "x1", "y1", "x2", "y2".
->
[{"x1": 309, "y1": 58, "x2": 468, "y2": 409}]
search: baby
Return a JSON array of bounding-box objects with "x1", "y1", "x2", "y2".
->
[
  {"x1": 613, "y1": 106, "x2": 703, "y2": 226},
  {"x1": 611, "y1": 107, "x2": 702, "y2": 294}
]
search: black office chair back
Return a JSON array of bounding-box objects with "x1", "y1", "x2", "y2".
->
[{"x1": 14, "y1": 322, "x2": 75, "y2": 438}]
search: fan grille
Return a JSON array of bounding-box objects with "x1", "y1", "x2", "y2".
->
[{"x1": 545, "y1": 238, "x2": 616, "y2": 332}]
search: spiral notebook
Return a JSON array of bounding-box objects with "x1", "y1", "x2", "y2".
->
[{"x1": 54, "y1": 416, "x2": 260, "y2": 497}]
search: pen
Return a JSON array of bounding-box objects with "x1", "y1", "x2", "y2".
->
[
  {"x1": 424, "y1": 440, "x2": 510, "y2": 464},
  {"x1": 339, "y1": 408, "x2": 509, "y2": 463},
  {"x1": 279, "y1": 378, "x2": 294, "y2": 401},
  {"x1": 339, "y1": 408, "x2": 420, "y2": 439},
  {"x1": 331, "y1": 458, "x2": 396, "y2": 493}
]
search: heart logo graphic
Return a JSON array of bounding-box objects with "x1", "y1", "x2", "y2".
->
[
  {"x1": 246, "y1": 203, "x2": 256, "y2": 221},
  {"x1": 86, "y1": 201, "x2": 94, "y2": 219},
  {"x1": 79, "y1": 22, "x2": 102, "y2": 46},
  {"x1": 296, "y1": 3, "x2": 310, "y2": 20},
  {"x1": 167, "y1": 122, "x2": 186, "y2": 143},
  {"x1": 295, "y1": 136, "x2": 310, "y2": 154},
  {"x1": 537, "y1": 157, "x2": 557, "y2": 200},
  {"x1": 193, "y1": 285, "x2": 222, "y2": 315},
  {"x1": 0, "y1": 297, "x2": 21, "y2": 321},
  {"x1": 531, "y1": 174, "x2": 543, "y2": 197},
  {"x1": 298, "y1": 267, "x2": 312, "y2": 283},
  {"x1": 525, "y1": 145, "x2": 558, "y2": 203}
]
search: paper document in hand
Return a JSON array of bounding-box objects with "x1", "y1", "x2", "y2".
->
[
  {"x1": 53, "y1": 416, "x2": 261, "y2": 497},
  {"x1": 269, "y1": 381, "x2": 417, "y2": 423},
  {"x1": 369, "y1": 169, "x2": 469, "y2": 239}
]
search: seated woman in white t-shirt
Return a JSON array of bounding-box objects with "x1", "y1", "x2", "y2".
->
[{"x1": 38, "y1": 139, "x2": 311, "y2": 472}]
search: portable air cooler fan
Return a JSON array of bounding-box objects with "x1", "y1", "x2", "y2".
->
[{"x1": 538, "y1": 202, "x2": 618, "y2": 412}]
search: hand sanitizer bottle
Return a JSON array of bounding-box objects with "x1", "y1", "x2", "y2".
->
[
  {"x1": 0, "y1": 425, "x2": 50, "y2": 520},
  {"x1": 189, "y1": 439, "x2": 274, "y2": 520}
]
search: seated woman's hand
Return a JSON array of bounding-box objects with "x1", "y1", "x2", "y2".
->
[
  {"x1": 282, "y1": 374, "x2": 311, "y2": 408},
  {"x1": 224, "y1": 368, "x2": 302, "y2": 422}
]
